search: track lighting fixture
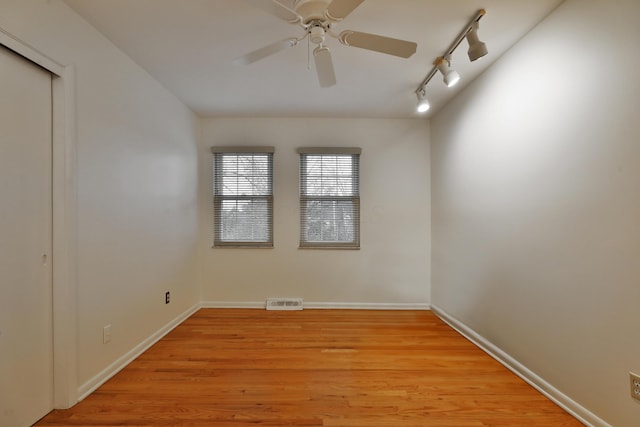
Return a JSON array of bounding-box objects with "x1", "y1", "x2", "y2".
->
[
  {"x1": 466, "y1": 21, "x2": 488, "y2": 62},
  {"x1": 435, "y1": 57, "x2": 460, "y2": 88},
  {"x1": 416, "y1": 89, "x2": 430, "y2": 113},
  {"x1": 413, "y1": 9, "x2": 487, "y2": 114}
]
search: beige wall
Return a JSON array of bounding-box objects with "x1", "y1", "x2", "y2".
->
[
  {"x1": 198, "y1": 118, "x2": 430, "y2": 307},
  {"x1": 0, "y1": 0, "x2": 200, "y2": 393},
  {"x1": 431, "y1": 1, "x2": 640, "y2": 425}
]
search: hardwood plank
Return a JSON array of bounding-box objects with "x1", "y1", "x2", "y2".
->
[{"x1": 36, "y1": 309, "x2": 583, "y2": 426}]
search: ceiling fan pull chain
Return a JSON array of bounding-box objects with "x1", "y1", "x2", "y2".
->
[{"x1": 307, "y1": 32, "x2": 311, "y2": 70}]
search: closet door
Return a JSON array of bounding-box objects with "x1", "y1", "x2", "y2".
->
[{"x1": 0, "y1": 45, "x2": 53, "y2": 426}]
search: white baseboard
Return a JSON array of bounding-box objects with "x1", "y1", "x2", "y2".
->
[
  {"x1": 305, "y1": 302, "x2": 430, "y2": 310},
  {"x1": 200, "y1": 301, "x2": 430, "y2": 311},
  {"x1": 77, "y1": 303, "x2": 200, "y2": 401},
  {"x1": 200, "y1": 300, "x2": 266, "y2": 309},
  {"x1": 430, "y1": 305, "x2": 610, "y2": 427}
]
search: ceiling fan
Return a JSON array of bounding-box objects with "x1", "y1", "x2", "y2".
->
[{"x1": 236, "y1": 0, "x2": 417, "y2": 87}]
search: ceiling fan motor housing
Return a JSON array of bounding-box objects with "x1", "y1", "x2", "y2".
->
[{"x1": 295, "y1": 0, "x2": 332, "y2": 24}]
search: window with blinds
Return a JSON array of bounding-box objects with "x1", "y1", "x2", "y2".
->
[
  {"x1": 212, "y1": 147, "x2": 274, "y2": 247},
  {"x1": 298, "y1": 148, "x2": 361, "y2": 249}
]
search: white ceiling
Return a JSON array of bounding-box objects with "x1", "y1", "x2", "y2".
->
[{"x1": 63, "y1": 0, "x2": 563, "y2": 118}]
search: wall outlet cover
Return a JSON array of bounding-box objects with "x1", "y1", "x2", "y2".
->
[
  {"x1": 103, "y1": 324, "x2": 112, "y2": 344},
  {"x1": 630, "y1": 372, "x2": 640, "y2": 401}
]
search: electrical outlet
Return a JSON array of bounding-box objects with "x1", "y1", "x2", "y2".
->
[
  {"x1": 631, "y1": 372, "x2": 640, "y2": 401},
  {"x1": 103, "y1": 324, "x2": 111, "y2": 344},
  {"x1": 165, "y1": 291, "x2": 170, "y2": 304}
]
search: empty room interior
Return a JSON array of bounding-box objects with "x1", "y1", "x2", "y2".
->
[{"x1": 1, "y1": 0, "x2": 639, "y2": 426}]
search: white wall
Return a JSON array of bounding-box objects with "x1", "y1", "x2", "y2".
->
[
  {"x1": 199, "y1": 118, "x2": 430, "y2": 307},
  {"x1": 431, "y1": 1, "x2": 640, "y2": 425},
  {"x1": 0, "y1": 0, "x2": 200, "y2": 395}
]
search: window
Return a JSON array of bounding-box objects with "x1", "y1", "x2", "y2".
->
[
  {"x1": 298, "y1": 147, "x2": 361, "y2": 249},
  {"x1": 212, "y1": 147, "x2": 274, "y2": 247}
]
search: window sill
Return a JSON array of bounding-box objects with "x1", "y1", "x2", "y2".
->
[
  {"x1": 212, "y1": 245, "x2": 274, "y2": 249},
  {"x1": 298, "y1": 246, "x2": 360, "y2": 250}
]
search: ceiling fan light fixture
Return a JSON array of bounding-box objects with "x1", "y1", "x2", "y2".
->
[
  {"x1": 309, "y1": 25, "x2": 325, "y2": 44},
  {"x1": 435, "y1": 57, "x2": 460, "y2": 88},
  {"x1": 416, "y1": 90, "x2": 430, "y2": 113},
  {"x1": 466, "y1": 21, "x2": 488, "y2": 62},
  {"x1": 313, "y1": 45, "x2": 336, "y2": 87}
]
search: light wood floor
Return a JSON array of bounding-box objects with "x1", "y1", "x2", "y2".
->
[{"x1": 36, "y1": 309, "x2": 583, "y2": 426}]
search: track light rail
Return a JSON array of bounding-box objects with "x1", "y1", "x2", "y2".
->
[{"x1": 414, "y1": 9, "x2": 486, "y2": 110}]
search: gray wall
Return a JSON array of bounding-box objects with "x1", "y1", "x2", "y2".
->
[
  {"x1": 0, "y1": 0, "x2": 200, "y2": 394},
  {"x1": 431, "y1": 1, "x2": 640, "y2": 425}
]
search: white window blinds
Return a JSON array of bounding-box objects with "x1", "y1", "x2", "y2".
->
[
  {"x1": 298, "y1": 148, "x2": 361, "y2": 249},
  {"x1": 212, "y1": 147, "x2": 274, "y2": 247}
]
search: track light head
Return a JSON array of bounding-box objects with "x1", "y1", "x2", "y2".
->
[
  {"x1": 413, "y1": 10, "x2": 486, "y2": 112},
  {"x1": 416, "y1": 89, "x2": 430, "y2": 113},
  {"x1": 466, "y1": 21, "x2": 488, "y2": 62},
  {"x1": 435, "y1": 57, "x2": 460, "y2": 88}
]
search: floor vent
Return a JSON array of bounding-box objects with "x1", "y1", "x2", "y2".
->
[{"x1": 266, "y1": 298, "x2": 303, "y2": 311}]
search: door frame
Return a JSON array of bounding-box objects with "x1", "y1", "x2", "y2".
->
[{"x1": 0, "y1": 28, "x2": 78, "y2": 408}]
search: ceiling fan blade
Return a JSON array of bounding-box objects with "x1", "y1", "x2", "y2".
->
[
  {"x1": 244, "y1": 0, "x2": 301, "y2": 23},
  {"x1": 233, "y1": 38, "x2": 297, "y2": 65},
  {"x1": 313, "y1": 46, "x2": 336, "y2": 88},
  {"x1": 338, "y1": 30, "x2": 417, "y2": 58},
  {"x1": 325, "y1": 0, "x2": 366, "y2": 21}
]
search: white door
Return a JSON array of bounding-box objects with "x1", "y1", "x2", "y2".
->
[{"x1": 0, "y1": 45, "x2": 53, "y2": 426}]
